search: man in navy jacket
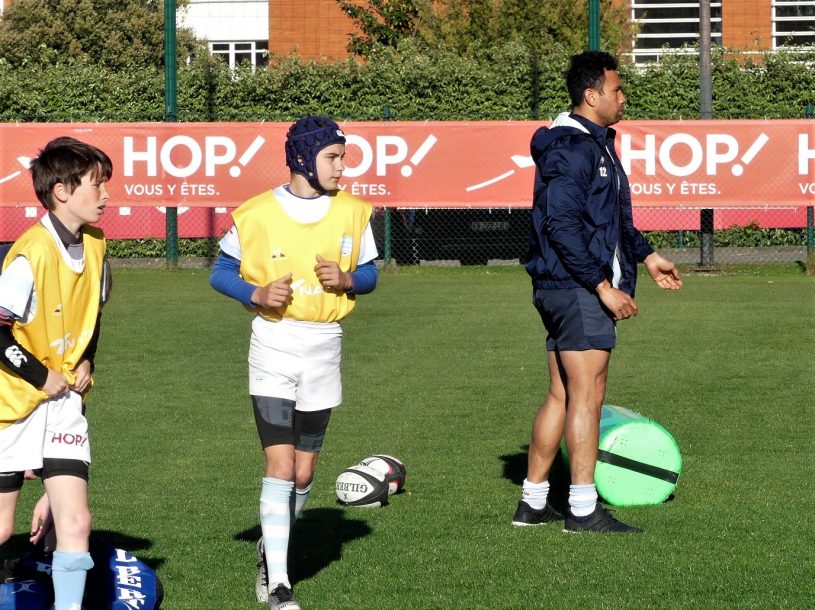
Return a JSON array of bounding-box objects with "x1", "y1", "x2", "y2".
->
[{"x1": 513, "y1": 51, "x2": 682, "y2": 533}]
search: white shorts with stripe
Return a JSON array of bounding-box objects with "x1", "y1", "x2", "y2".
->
[
  {"x1": 0, "y1": 391, "x2": 91, "y2": 472},
  {"x1": 248, "y1": 316, "x2": 343, "y2": 412}
]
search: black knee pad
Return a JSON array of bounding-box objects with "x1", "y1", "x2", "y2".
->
[
  {"x1": 41, "y1": 458, "x2": 89, "y2": 482},
  {"x1": 0, "y1": 471, "x2": 24, "y2": 493}
]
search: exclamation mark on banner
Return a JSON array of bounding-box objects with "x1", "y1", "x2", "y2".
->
[
  {"x1": 401, "y1": 135, "x2": 438, "y2": 177},
  {"x1": 230, "y1": 136, "x2": 266, "y2": 177},
  {"x1": 731, "y1": 133, "x2": 769, "y2": 176}
]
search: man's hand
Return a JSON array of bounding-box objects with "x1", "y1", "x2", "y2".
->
[
  {"x1": 70, "y1": 359, "x2": 92, "y2": 393},
  {"x1": 596, "y1": 280, "x2": 638, "y2": 320},
  {"x1": 42, "y1": 369, "x2": 69, "y2": 397},
  {"x1": 251, "y1": 273, "x2": 293, "y2": 308},
  {"x1": 314, "y1": 255, "x2": 352, "y2": 291},
  {"x1": 644, "y1": 253, "x2": 683, "y2": 290}
]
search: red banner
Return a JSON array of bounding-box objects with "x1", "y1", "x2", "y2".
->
[{"x1": 1, "y1": 120, "x2": 813, "y2": 239}]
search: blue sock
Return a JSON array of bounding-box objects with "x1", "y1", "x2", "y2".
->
[
  {"x1": 51, "y1": 550, "x2": 93, "y2": 610},
  {"x1": 260, "y1": 477, "x2": 294, "y2": 589}
]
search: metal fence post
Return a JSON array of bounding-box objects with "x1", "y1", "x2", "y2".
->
[
  {"x1": 588, "y1": 0, "x2": 600, "y2": 50},
  {"x1": 164, "y1": 0, "x2": 179, "y2": 267},
  {"x1": 382, "y1": 105, "x2": 392, "y2": 266},
  {"x1": 700, "y1": 208, "x2": 714, "y2": 265},
  {"x1": 805, "y1": 104, "x2": 813, "y2": 257}
]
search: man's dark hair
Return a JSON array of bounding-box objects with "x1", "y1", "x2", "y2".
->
[
  {"x1": 566, "y1": 51, "x2": 619, "y2": 108},
  {"x1": 30, "y1": 137, "x2": 113, "y2": 210}
]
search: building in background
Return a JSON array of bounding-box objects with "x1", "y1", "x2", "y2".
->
[
  {"x1": 179, "y1": 0, "x2": 270, "y2": 68},
  {"x1": 179, "y1": 0, "x2": 355, "y2": 64},
  {"x1": 260, "y1": 1, "x2": 815, "y2": 65},
  {"x1": 625, "y1": 0, "x2": 814, "y2": 64},
  {"x1": 2, "y1": 1, "x2": 812, "y2": 65},
  {"x1": 267, "y1": 0, "x2": 356, "y2": 60}
]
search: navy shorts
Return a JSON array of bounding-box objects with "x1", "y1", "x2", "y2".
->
[{"x1": 533, "y1": 286, "x2": 616, "y2": 351}]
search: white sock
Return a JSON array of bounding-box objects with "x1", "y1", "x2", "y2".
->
[
  {"x1": 568, "y1": 483, "x2": 598, "y2": 517},
  {"x1": 260, "y1": 477, "x2": 294, "y2": 589},
  {"x1": 522, "y1": 478, "x2": 550, "y2": 510}
]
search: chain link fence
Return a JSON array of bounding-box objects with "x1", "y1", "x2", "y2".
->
[
  {"x1": 375, "y1": 206, "x2": 813, "y2": 268},
  {"x1": 4, "y1": 203, "x2": 810, "y2": 268}
]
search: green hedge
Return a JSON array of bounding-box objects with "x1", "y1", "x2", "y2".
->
[
  {"x1": 643, "y1": 225, "x2": 806, "y2": 250},
  {"x1": 1, "y1": 42, "x2": 813, "y2": 121},
  {"x1": 104, "y1": 226, "x2": 807, "y2": 259}
]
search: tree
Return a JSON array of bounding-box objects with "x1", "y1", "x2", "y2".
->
[
  {"x1": 336, "y1": 0, "x2": 421, "y2": 57},
  {"x1": 338, "y1": 0, "x2": 632, "y2": 59},
  {"x1": 418, "y1": 0, "x2": 632, "y2": 56},
  {"x1": 0, "y1": 0, "x2": 203, "y2": 69}
]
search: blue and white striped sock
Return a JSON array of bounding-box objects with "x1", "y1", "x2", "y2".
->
[
  {"x1": 260, "y1": 477, "x2": 294, "y2": 589},
  {"x1": 51, "y1": 550, "x2": 93, "y2": 610},
  {"x1": 290, "y1": 482, "x2": 313, "y2": 524}
]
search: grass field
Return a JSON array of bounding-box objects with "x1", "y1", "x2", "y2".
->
[{"x1": 3, "y1": 264, "x2": 813, "y2": 609}]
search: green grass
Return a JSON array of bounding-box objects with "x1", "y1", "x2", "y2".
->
[{"x1": 3, "y1": 265, "x2": 813, "y2": 609}]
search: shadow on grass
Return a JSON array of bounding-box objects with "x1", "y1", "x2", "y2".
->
[
  {"x1": 235, "y1": 507, "x2": 372, "y2": 586},
  {"x1": 500, "y1": 444, "x2": 571, "y2": 515},
  {"x1": 1, "y1": 529, "x2": 163, "y2": 573}
]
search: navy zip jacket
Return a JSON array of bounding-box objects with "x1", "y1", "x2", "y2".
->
[{"x1": 525, "y1": 112, "x2": 654, "y2": 296}]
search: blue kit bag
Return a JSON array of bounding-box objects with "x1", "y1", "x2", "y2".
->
[{"x1": 1, "y1": 541, "x2": 163, "y2": 609}]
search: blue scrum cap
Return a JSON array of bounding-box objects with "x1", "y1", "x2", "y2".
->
[{"x1": 285, "y1": 116, "x2": 346, "y2": 184}]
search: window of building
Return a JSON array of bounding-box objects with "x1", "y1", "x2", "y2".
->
[
  {"x1": 773, "y1": 1, "x2": 815, "y2": 48},
  {"x1": 210, "y1": 40, "x2": 269, "y2": 69},
  {"x1": 629, "y1": 1, "x2": 723, "y2": 64}
]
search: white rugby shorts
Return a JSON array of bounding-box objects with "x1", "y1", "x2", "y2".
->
[
  {"x1": 0, "y1": 391, "x2": 91, "y2": 472},
  {"x1": 248, "y1": 316, "x2": 343, "y2": 412}
]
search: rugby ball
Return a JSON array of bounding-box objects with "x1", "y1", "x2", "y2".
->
[
  {"x1": 359, "y1": 454, "x2": 407, "y2": 495},
  {"x1": 335, "y1": 464, "x2": 389, "y2": 508}
]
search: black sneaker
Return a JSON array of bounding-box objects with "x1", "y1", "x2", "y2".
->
[
  {"x1": 563, "y1": 503, "x2": 643, "y2": 533},
  {"x1": 512, "y1": 500, "x2": 564, "y2": 526},
  {"x1": 256, "y1": 538, "x2": 269, "y2": 603},
  {"x1": 269, "y1": 584, "x2": 301, "y2": 610}
]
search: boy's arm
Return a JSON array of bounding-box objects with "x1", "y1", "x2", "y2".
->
[
  {"x1": 209, "y1": 251, "x2": 257, "y2": 306},
  {"x1": 347, "y1": 260, "x2": 378, "y2": 295},
  {"x1": 0, "y1": 315, "x2": 48, "y2": 388},
  {"x1": 0, "y1": 256, "x2": 70, "y2": 395}
]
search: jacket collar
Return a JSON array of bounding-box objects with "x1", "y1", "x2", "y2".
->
[{"x1": 568, "y1": 112, "x2": 617, "y2": 144}]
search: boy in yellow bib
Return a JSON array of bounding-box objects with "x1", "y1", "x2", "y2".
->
[
  {"x1": 210, "y1": 116, "x2": 378, "y2": 610},
  {"x1": 0, "y1": 137, "x2": 112, "y2": 610}
]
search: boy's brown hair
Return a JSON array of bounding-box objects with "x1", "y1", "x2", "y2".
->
[{"x1": 30, "y1": 136, "x2": 113, "y2": 210}]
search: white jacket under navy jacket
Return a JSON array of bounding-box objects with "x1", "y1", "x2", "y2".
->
[{"x1": 525, "y1": 112, "x2": 654, "y2": 297}]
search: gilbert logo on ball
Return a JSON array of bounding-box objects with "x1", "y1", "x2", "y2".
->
[{"x1": 335, "y1": 464, "x2": 389, "y2": 508}]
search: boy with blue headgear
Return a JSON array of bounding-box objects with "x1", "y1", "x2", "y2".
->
[{"x1": 210, "y1": 116, "x2": 378, "y2": 610}]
